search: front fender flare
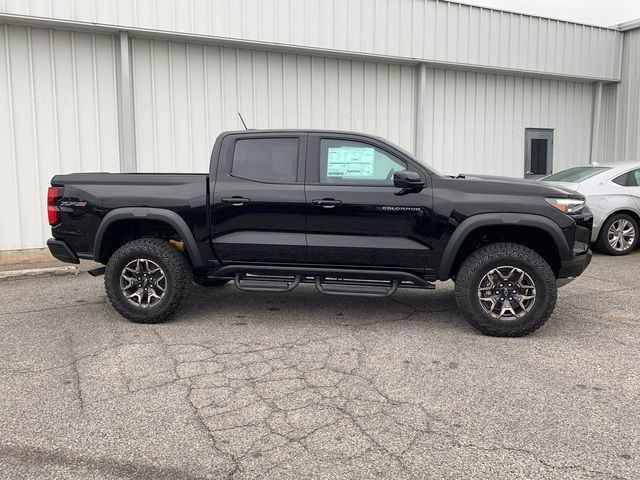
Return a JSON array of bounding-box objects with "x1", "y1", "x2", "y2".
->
[
  {"x1": 437, "y1": 213, "x2": 570, "y2": 281},
  {"x1": 94, "y1": 207, "x2": 205, "y2": 267}
]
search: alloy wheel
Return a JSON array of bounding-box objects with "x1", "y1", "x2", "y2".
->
[
  {"x1": 607, "y1": 219, "x2": 636, "y2": 252},
  {"x1": 120, "y1": 258, "x2": 167, "y2": 308},
  {"x1": 477, "y1": 266, "x2": 536, "y2": 320}
]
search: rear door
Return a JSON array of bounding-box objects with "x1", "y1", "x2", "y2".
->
[
  {"x1": 304, "y1": 133, "x2": 433, "y2": 271},
  {"x1": 211, "y1": 133, "x2": 307, "y2": 263}
]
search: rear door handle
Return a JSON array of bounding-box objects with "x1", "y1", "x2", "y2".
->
[
  {"x1": 311, "y1": 198, "x2": 342, "y2": 208},
  {"x1": 221, "y1": 196, "x2": 250, "y2": 206}
]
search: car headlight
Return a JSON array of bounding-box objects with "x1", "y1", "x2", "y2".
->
[{"x1": 545, "y1": 197, "x2": 586, "y2": 214}]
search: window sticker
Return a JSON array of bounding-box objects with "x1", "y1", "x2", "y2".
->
[{"x1": 326, "y1": 147, "x2": 375, "y2": 178}]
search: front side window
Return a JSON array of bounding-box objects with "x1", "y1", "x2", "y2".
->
[
  {"x1": 232, "y1": 138, "x2": 299, "y2": 183},
  {"x1": 319, "y1": 139, "x2": 406, "y2": 185}
]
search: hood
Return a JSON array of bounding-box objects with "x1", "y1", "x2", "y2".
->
[{"x1": 453, "y1": 173, "x2": 584, "y2": 198}]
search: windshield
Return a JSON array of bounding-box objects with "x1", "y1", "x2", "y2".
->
[{"x1": 543, "y1": 166, "x2": 610, "y2": 183}]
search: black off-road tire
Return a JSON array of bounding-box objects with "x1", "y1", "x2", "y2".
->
[
  {"x1": 105, "y1": 238, "x2": 193, "y2": 324},
  {"x1": 595, "y1": 213, "x2": 639, "y2": 256},
  {"x1": 193, "y1": 276, "x2": 231, "y2": 287},
  {"x1": 454, "y1": 242, "x2": 557, "y2": 337}
]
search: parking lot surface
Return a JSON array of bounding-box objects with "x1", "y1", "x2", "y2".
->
[{"x1": 0, "y1": 251, "x2": 638, "y2": 480}]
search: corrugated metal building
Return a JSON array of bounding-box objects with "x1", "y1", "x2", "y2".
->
[{"x1": 0, "y1": 1, "x2": 639, "y2": 253}]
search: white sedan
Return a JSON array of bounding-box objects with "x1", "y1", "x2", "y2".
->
[{"x1": 541, "y1": 162, "x2": 640, "y2": 255}]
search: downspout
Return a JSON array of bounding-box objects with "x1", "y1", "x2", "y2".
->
[
  {"x1": 118, "y1": 31, "x2": 136, "y2": 173},
  {"x1": 590, "y1": 81, "x2": 603, "y2": 164},
  {"x1": 414, "y1": 63, "x2": 427, "y2": 162}
]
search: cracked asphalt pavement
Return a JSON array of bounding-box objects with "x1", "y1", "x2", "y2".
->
[{"x1": 0, "y1": 251, "x2": 638, "y2": 479}]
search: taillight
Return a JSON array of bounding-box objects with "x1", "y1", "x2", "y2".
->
[{"x1": 47, "y1": 186, "x2": 63, "y2": 225}]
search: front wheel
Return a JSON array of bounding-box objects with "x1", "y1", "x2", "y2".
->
[
  {"x1": 595, "y1": 213, "x2": 638, "y2": 256},
  {"x1": 454, "y1": 242, "x2": 557, "y2": 337},
  {"x1": 105, "y1": 238, "x2": 193, "y2": 323}
]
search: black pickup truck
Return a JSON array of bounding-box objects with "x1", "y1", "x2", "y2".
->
[{"x1": 47, "y1": 130, "x2": 592, "y2": 336}]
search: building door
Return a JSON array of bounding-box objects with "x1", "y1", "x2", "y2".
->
[{"x1": 525, "y1": 129, "x2": 554, "y2": 179}]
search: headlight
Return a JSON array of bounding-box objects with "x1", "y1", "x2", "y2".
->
[{"x1": 545, "y1": 197, "x2": 586, "y2": 214}]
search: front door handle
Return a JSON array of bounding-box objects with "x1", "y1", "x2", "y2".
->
[
  {"x1": 311, "y1": 198, "x2": 343, "y2": 208},
  {"x1": 222, "y1": 196, "x2": 250, "y2": 206}
]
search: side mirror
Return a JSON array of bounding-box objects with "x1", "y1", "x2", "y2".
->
[{"x1": 393, "y1": 170, "x2": 425, "y2": 190}]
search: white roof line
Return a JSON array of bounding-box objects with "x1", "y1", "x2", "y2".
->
[{"x1": 614, "y1": 18, "x2": 640, "y2": 31}]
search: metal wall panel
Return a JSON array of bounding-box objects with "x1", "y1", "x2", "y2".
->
[
  {"x1": 130, "y1": 38, "x2": 417, "y2": 172},
  {"x1": 594, "y1": 82, "x2": 620, "y2": 164},
  {"x1": 596, "y1": 28, "x2": 640, "y2": 163},
  {"x1": 418, "y1": 68, "x2": 594, "y2": 176},
  {"x1": 614, "y1": 27, "x2": 640, "y2": 161},
  {"x1": 0, "y1": 24, "x2": 119, "y2": 250},
  {"x1": 0, "y1": 0, "x2": 623, "y2": 81}
]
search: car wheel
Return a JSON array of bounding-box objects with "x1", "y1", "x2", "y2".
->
[
  {"x1": 454, "y1": 242, "x2": 557, "y2": 337},
  {"x1": 596, "y1": 213, "x2": 639, "y2": 256},
  {"x1": 193, "y1": 276, "x2": 231, "y2": 287},
  {"x1": 104, "y1": 238, "x2": 193, "y2": 323}
]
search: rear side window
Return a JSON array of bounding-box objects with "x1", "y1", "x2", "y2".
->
[
  {"x1": 319, "y1": 139, "x2": 406, "y2": 185},
  {"x1": 543, "y1": 166, "x2": 610, "y2": 183},
  {"x1": 232, "y1": 138, "x2": 299, "y2": 183},
  {"x1": 613, "y1": 169, "x2": 640, "y2": 187},
  {"x1": 613, "y1": 173, "x2": 629, "y2": 186}
]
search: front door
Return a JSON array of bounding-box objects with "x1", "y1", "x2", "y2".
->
[
  {"x1": 525, "y1": 128, "x2": 554, "y2": 179},
  {"x1": 304, "y1": 134, "x2": 433, "y2": 272},
  {"x1": 211, "y1": 133, "x2": 307, "y2": 264}
]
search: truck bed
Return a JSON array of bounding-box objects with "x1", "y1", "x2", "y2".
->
[{"x1": 51, "y1": 172, "x2": 210, "y2": 260}]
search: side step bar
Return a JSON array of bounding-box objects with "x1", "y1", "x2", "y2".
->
[
  {"x1": 234, "y1": 273, "x2": 302, "y2": 292},
  {"x1": 315, "y1": 277, "x2": 399, "y2": 297},
  {"x1": 210, "y1": 265, "x2": 435, "y2": 298}
]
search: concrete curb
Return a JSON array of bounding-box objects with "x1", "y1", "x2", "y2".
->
[{"x1": 0, "y1": 266, "x2": 79, "y2": 281}]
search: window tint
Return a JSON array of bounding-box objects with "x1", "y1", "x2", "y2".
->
[
  {"x1": 319, "y1": 139, "x2": 406, "y2": 185},
  {"x1": 232, "y1": 138, "x2": 299, "y2": 183},
  {"x1": 612, "y1": 170, "x2": 640, "y2": 187},
  {"x1": 612, "y1": 173, "x2": 629, "y2": 186},
  {"x1": 543, "y1": 166, "x2": 610, "y2": 183}
]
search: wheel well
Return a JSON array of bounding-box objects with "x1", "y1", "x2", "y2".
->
[
  {"x1": 603, "y1": 209, "x2": 640, "y2": 228},
  {"x1": 97, "y1": 219, "x2": 182, "y2": 264},
  {"x1": 451, "y1": 225, "x2": 561, "y2": 278}
]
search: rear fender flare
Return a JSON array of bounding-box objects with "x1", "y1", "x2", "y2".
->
[
  {"x1": 437, "y1": 213, "x2": 570, "y2": 280},
  {"x1": 94, "y1": 207, "x2": 204, "y2": 267}
]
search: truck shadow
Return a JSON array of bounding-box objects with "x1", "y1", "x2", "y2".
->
[{"x1": 175, "y1": 282, "x2": 463, "y2": 330}]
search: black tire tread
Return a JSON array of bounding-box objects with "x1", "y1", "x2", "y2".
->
[
  {"x1": 454, "y1": 242, "x2": 557, "y2": 337},
  {"x1": 104, "y1": 238, "x2": 193, "y2": 324}
]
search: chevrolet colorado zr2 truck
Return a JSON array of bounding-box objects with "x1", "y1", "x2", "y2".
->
[{"x1": 46, "y1": 130, "x2": 593, "y2": 337}]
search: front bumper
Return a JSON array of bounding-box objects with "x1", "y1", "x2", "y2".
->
[
  {"x1": 558, "y1": 249, "x2": 592, "y2": 280},
  {"x1": 47, "y1": 238, "x2": 80, "y2": 264}
]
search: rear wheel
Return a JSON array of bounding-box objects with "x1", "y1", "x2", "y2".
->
[
  {"x1": 454, "y1": 242, "x2": 557, "y2": 337},
  {"x1": 595, "y1": 213, "x2": 638, "y2": 256},
  {"x1": 105, "y1": 238, "x2": 193, "y2": 323}
]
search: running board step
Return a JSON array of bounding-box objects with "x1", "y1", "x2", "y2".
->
[
  {"x1": 315, "y1": 277, "x2": 399, "y2": 297},
  {"x1": 234, "y1": 273, "x2": 302, "y2": 292}
]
